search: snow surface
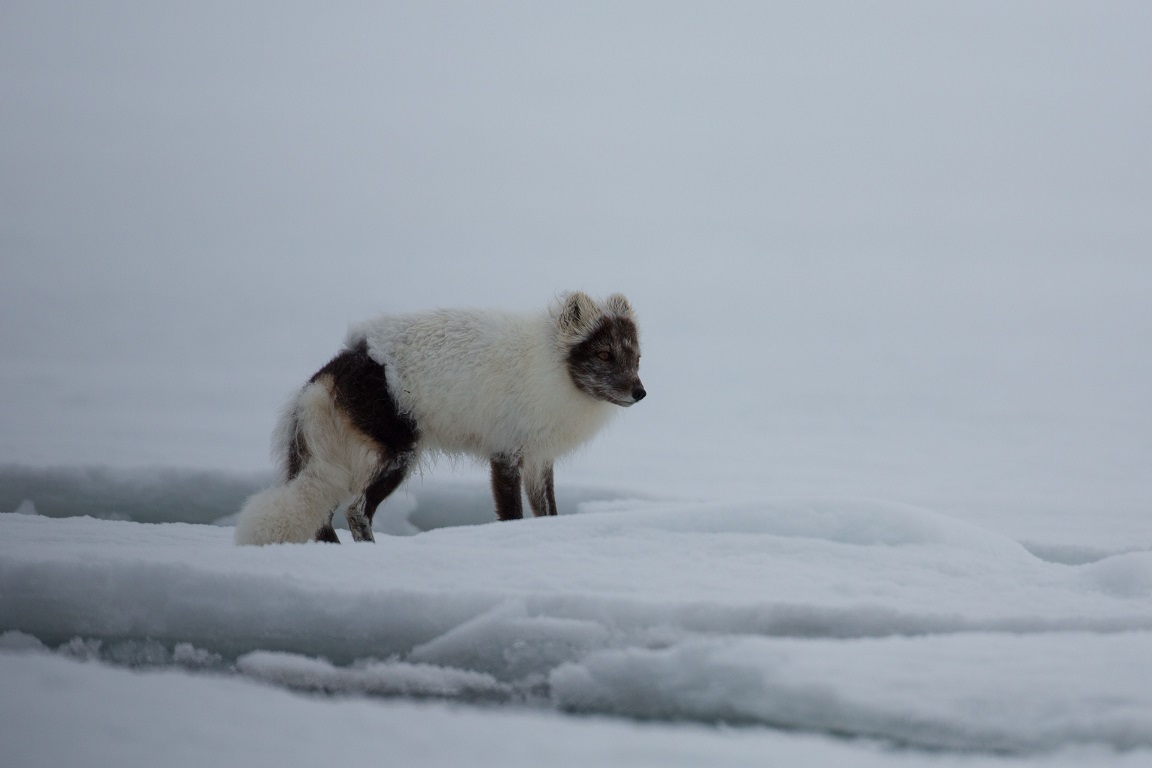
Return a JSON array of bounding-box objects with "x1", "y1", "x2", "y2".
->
[
  {"x1": 8, "y1": 649, "x2": 1151, "y2": 768},
  {"x1": 3, "y1": 496, "x2": 1152, "y2": 764},
  {"x1": 3, "y1": 2, "x2": 1152, "y2": 766}
]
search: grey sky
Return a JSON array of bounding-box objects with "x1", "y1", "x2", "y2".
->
[{"x1": 1, "y1": 2, "x2": 1150, "y2": 486}]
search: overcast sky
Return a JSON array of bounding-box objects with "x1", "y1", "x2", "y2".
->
[{"x1": 1, "y1": 2, "x2": 1150, "y2": 480}]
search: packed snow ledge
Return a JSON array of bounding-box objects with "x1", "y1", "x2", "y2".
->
[{"x1": 3, "y1": 489, "x2": 1152, "y2": 758}]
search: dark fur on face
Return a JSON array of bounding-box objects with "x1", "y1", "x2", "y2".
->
[{"x1": 566, "y1": 315, "x2": 645, "y2": 406}]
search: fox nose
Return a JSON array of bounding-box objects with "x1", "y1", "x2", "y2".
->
[{"x1": 632, "y1": 385, "x2": 647, "y2": 402}]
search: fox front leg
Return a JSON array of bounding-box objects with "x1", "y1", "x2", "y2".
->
[
  {"x1": 525, "y1": 462, "x2": 557, "y2": 517},
  {"x1": 490, "y1": 455, "x2": 524, "y2": 521}
]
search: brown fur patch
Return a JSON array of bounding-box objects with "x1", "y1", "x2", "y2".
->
[
  {"x1": 308, "y1": 340, "x2": 419, "y2": 459},
  {"x1": 292, "y1": 341, "x2": 420, "y2": 541}
]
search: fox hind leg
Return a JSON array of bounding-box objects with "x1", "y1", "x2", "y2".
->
[
  {"x1": 345, "y1": 451, "x2": 415, "y2": 542},
  {"x1": 315, "y1": 504, "x2": 341, "y2": 543},
  {"x1": 345, "y1": 495, "x2": 374, "y2": 542}
]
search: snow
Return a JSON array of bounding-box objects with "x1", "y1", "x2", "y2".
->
[
  {"x1": 552, "y1": 633, "x2": 1152, "y2": 752},
  {"x1": 2, "y1": 497, "x2": 1152, "y2": 763},
  {"x1": 10, "y1": 652, "x2": 1150, "y2": 768},
  {"x1": 237, "y1": 651, "x2": 513, "y2": 702}
]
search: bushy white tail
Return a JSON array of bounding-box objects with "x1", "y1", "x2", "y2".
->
[
  {"x1": 234, "y1": 476, "x2": 335, "y2": 546},
  {"x1": 235, "y1": 379, "x2": 387, "y2": 545}
]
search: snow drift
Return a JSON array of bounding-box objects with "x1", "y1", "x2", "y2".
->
[{"x1": 3, "y1": 496, "x2": 1151, "y2": 755}]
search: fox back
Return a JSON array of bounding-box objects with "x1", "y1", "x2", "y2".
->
[{"x1": 348, "y1": 291, "x2": 644, "y2": 465}]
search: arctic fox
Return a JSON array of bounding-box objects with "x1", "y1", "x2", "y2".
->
[{"x1": 234, "y1": 291, "x2": 644, "y2": 545}]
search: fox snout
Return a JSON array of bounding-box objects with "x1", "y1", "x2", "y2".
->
[{"x1": 624, "y1": 381, "x2": 646, "y2": 406}]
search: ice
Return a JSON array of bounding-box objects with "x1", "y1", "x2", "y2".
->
[
  {"x1": 3, "y1": 501, "x2": 1152, "y2": 757},
  {"x1": 12, "y1": 653, "x2": 1149, "y2": 768},
  {"x1": 1078, "y1": 552, "x2": 1152, "y2": 599},
  {"x1": 551, "y1": 633, "x2": 1152, "y2": 752},
  {"x1": 0, "y1": 630, "x2": 47, "y2": 653},
  {"x1": 237, "y1": 651, "x2": 512, "y2": 702},
  {"x1": 0, "y1": 465, "x2": 269, "y2": 525},
  {"x1": 408, "y1": 601, "x2": 615, "y2": 684}
]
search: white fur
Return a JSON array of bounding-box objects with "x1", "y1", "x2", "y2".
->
[
  {"x1": 234, "y1": 380, "x2": 383, "y2": 545},
  {"x1": 235, "y1": 293, "x2": 630, "y2": 546},
  {"x1": 350, "y1": 301, "x2": 617, "y2": 474}
]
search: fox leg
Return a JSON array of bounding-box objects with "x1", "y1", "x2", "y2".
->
[
  {"x1": 315, "y1": 504, "x2": 341, "y2": 543},
  {"x1": 346, "y1": 451, "x2": 416, "y2": 541},
  {"x1": 525, "y1": 462, "x2": 558, "y2": 517},
  {"x1": 345, "y1": 495, "x2": 374, "y2": 542},
  {"x1": 490, "y1": 455, "x2": 524, "y2": 520},
  {"x1": 364, "y1": 452, "x2": 414, "y2": 525}
]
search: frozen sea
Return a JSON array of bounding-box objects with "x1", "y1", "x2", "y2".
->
[{"x1": 3, "y1": 2, "x2": 1152, "y2": 766}]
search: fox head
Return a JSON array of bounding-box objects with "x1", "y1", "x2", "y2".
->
[{"x1": 554, "y1": 291, "x2": 646, "y2": 407}]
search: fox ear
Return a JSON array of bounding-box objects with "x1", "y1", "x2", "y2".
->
[
  {"x1": 605, "y1": 293, "x2": 635, "y2": 320},
  {"x1": 555, "y1": 291, "x2": 602, "y2": 339}
]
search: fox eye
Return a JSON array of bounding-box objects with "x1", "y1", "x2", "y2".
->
[{"x1": 596, "y1": 350, "x2": 613, "y2": 363}]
